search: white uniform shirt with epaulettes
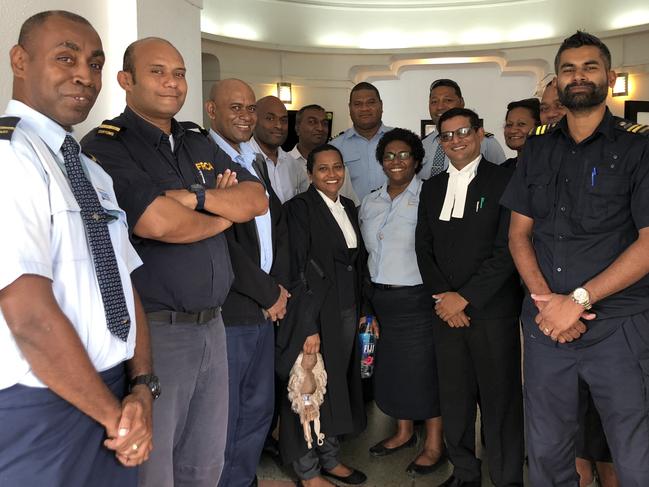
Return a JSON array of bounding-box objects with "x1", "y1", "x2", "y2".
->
[{"x1": 0, "y1": 100, "x2": 142, "y2": 390}]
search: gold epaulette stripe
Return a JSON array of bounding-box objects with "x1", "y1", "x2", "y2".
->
[
  {"x1": 99, "y1": 124, "x2": 121, "y2": 132},
  {"x1": 0, "y1": 126, "x2": 16, "y2": 131}
]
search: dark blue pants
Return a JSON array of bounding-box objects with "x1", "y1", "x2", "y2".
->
[
  {"x1": 524, "y1": 311, "x2": 649, "y2": 487},
  {"x1": 0, "y1": 364, "x2": 137, "y2": 487},
  {"x1": 218, "y1": 322, "x2": 275, "y2": 487}
]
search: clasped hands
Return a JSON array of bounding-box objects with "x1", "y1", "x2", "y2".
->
[
  {"x1": 531, "y1": 293, "x2": 596, "y2": 343},
  {"x1": 265, "y1": 284, "x2": 291, "y2": 321},
  {"x1": 433, "y1": 292, "x2": 470, "y2": 327},
  {"x1": 104, "y1": 386, "x2": 153, "y2": 466}
]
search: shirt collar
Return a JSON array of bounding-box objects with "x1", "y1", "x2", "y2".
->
[
  {"x1": 6, "y1": 100, "x2": 69, "y2": 154},
  {"x1": 209, "y1": 128, "x2": 247, "y2": 161},
  {"x1": 447, "y1": 155, "x2": 482, "y2": 176},
  {"x1": 316, "y1": 188, "x2": 343, "y2": 209},
  {"x1": 348, "y1": 123, "x2": 390, "y2": 141},
  {"x1": 248, "y1": 137, "x2": 288, "y2": 164},
  {"x1": 123, "y1": 105, "x2": 184, "y2": 149},
  {"x1": 378, "y1": 175, "x2": 422, "y2": 201},
  {"x1": 557, "y1": 107, "x2": 615, "y2": 143},
  {"x1": 289, "y1": 145, "x2": 306, "y2": 162}
]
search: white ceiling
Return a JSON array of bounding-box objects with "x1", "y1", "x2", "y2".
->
[{"x1": 201, "y1": 0, "x2": 649, "y2": 51}]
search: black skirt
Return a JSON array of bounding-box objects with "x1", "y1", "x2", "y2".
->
[{"x1": 370, "y1": 285, "x2": 441, "y2": 420}]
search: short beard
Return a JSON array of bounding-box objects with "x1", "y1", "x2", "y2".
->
[{"x1": 558, "y1": 81, "x2": 608, "y2": 112}]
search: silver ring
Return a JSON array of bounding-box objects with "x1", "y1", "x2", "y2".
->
[
  {"x1": 544, "y1": 328, "x2": 550, "y2": 333},
  {"x1": 132, "y1": 443, "x2": 138, "y2": 451}
]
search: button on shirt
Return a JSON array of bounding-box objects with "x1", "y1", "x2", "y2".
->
[
  {"x1": 209, "y1": 130, "x2": 274, "y2": 273},
  {"x1": 501, "y1": 108, "x2": 649, "y2": 341},
  {"x1": 0, "y1": 100, "x2": 141, "y2": 390},
  {"x1": 289, "y1": 145, "x2": 360, "y2": 205},
  {"x1": 248, "y1": 137, "x2": 308, "y2": 203},
  {"x1": 81, "y1": 107, "x2": 253, "y2": 312},
  {"x1": 359, "y1": 176, "x2": 424, "y2": 286},
  {"x1": 421, "y1": 129, "x2": 506, "y2": 180},
  {"x1": 330, "y1": 124, "x2": 392, "y2": 201}
]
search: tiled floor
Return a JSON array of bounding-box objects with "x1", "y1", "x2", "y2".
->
[{"x1": 257, "y1": 402, "x2": 538, "y2": 487}]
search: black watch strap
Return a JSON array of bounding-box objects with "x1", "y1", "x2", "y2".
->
[
  {"x1": 189, "y1": 184, "x2": 206, "y2": 211},
  {"x1": 129, "y1": 374, "x2": 161, "y2": 400}
]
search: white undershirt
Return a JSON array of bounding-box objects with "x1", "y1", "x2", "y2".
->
[
  {"x1": 439, "y1": 155, "x2": 481, "y2": 221},
  {"x1": 316, "y1": 189, "x2": 358, "y2": 248}
]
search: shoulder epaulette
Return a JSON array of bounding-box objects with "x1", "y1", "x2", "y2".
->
[
  {"x1": 528, "y1": 123, "x2": 558, "y2": 137},
  {"x1": 82, "y1": 151, "x2": 101, "y2": 165},
  {"x1": 0, "y1": 116, "x2": 20, "y2": 141},
  {"x1": 484, "y1": 131, "x2": 495, "y2": 138},
  {"x1": 369, "y1": 186, "x2": 382, "y2": 194},
  {"x1": 180, "y1": 121, "x2": 208, "y2": 136},
  {"x1": 614, "y1": 118, "x2": 649, "y2": 136},
  {"x1": 96, "y1": 120, "x2": 124, "y2": 139},
  {"x1": 331, "y1": 131, "x2": 345, "y2": 140}
]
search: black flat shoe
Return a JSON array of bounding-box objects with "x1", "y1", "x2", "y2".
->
[
  {"x1": 322, "y1": 468, "x2": 367, "y2": 485},
  {"x1": 369, "y1": 434, "x2": 417, "y2": 457},
  {"x1": 437, "y1": 474, "x2": 481, "y2": 487},
  {"x1": 406, "y1": 449, "x2": 448, "y2": 475}
]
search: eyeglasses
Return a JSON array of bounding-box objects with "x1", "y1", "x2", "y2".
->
[
  {"x1": 383, "y1": 151, "x2": 412, "y2": 162},
  {"x1": 438, "y1": 126, "x2": 478, "y2": 143}
]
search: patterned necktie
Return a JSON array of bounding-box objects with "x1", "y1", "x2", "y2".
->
[
  {"x1": 60, "y1": 135, "x2": 130, "y2": 341},
  {"x1": 430, "y1": 142, "x2": 447, "y2": 178}
]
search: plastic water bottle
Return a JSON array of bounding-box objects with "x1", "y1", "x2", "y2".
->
[{"x1": 359, "y1": 315, "x2": 376, "y2": 379}]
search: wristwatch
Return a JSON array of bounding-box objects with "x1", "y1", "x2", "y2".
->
[
  {"x1": 570, "y1": 287, "x2": 592, "y2": 310},
  {"x1": 129, "y1": 374, "x2": 161, "y2": 400},
  {"x1": 188, "y1": 183, "x2": 206, "y2": 211}
]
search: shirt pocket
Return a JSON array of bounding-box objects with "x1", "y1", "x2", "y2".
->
[
  {"x1": 582, "y1": 173, "x2": 630, "y2": 232},
  {"x1": 526, "y1": 172, "x2": 554, "y2": 219}
]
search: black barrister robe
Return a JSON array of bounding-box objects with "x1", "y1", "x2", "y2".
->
[{"x1": 277, "y1": 184, "x2": 368, "y2": 464}]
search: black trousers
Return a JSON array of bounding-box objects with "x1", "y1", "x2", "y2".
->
[{"x1": 433, "y1": 315, "x2": 524, "y2": 486}]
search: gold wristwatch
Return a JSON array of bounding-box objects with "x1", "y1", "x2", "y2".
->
[{"x1": 570, "y1": 287, "x2": 592, "y2": 310}]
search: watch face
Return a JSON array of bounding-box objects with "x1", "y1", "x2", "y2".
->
[
  {"x1": 150, "y1": 380, "x2": 161, "y2": 400},
  {"x1": 574, "y1": 288, "x2": 589, "y2": 302}
]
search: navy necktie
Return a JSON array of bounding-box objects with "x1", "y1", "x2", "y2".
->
[
  {"x1": 60, "y1": 135, "x2": 130, "y2": 341},
  {"x1": 430, "y1": 142, "x2": 446, "y2": 178}
]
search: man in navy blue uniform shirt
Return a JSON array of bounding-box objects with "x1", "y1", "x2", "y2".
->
[{"x1": 502, "y1": 31, "x2": 649, "y2": 486}]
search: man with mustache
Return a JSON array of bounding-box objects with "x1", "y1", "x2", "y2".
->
[
  {"x1": 0, "y1": 10, "x2": 152, "y2": 486},
  {"x1": 421, "y1": 79, "x2": 506, "y2": 180},
  {"x1": 289, "y1": 104, "x2": 358, "y2": 204},
  {"x1": 502, "y1": 31, "x2": 649, "y2": 486},
  {"x1": 82, "y1": 40, "x2": 268, "y2": 487}
]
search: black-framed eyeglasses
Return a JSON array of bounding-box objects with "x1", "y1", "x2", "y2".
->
[
  {"x1": 383, "y1": 151, "x2": 412, "y2": 162},
  {"x1": 438, "y1": 126, "x2": 478, "y2": 143}
]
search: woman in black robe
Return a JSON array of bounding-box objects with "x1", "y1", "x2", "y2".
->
[{"x1": 278, "y1": 144, "x2": 368, "y2": 486}]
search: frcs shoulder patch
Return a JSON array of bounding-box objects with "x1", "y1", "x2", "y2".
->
[{"x1": 0, "y1": 116, "x2": 20, "y2": 141}]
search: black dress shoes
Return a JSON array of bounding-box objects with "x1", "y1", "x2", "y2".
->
[
  {"x1": 437, "y1": 474, "x2": 481, "y2": 487},
  {"x1": 406, "y1": 449, "x2": 448, "y2": 475},
  {"x1": 369, "y1": 434, "x2": 417, "y2": 457},
  {"x1": 322, "y1": 468, "x2": 368, "y2": 485}
]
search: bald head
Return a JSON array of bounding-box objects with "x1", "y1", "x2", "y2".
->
[
  {"x1": 123, "y1": 37, "x2": 179, "y2": 82},
  {"x1": 206, "y1": 78, "x2": 257, "y2": 149},
  {"x1": 254, "y1": 95, "x2": 289, "y2": 151}
]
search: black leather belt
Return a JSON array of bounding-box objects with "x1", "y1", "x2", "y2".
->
[
  {"x1": 147, "y1": 307, "x2": 221, "y2": 325},
  {"x1": 371, "y1": 283, "x2": 411, "y2": 290}
]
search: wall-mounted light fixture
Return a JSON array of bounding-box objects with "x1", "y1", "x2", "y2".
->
[
  {"x1": 277, "y1": 82, "x2": 292, "y2": 104},
  {"x1": 612, "y1": 72, "x2": 629, "y2": 97}
]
